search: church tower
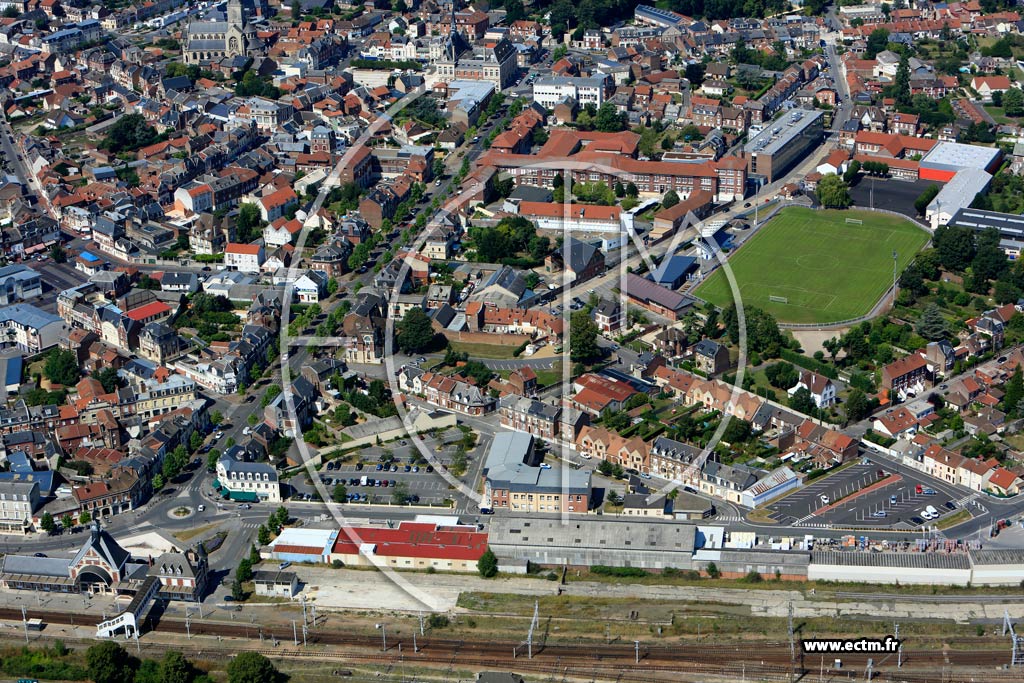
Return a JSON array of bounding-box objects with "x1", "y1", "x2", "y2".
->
[
  {"x1": 227, "y1": 0, "x2": 244, "y2": 27},
  {"x1": 225, "y1": 0, "x2": 249, "y2": 58}
]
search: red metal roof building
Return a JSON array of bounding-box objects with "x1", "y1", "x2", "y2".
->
[{"x1": 329, "y1": 522, "x2": 488, "y2": 572}]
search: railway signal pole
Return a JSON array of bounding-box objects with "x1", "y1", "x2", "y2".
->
[{"x1": 788, "y1": 601, "x2": 797, "y2": 683}]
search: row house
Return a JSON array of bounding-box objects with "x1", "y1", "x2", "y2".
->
[
  {"x1": 398, "y1": 367, "x2": 496, "y2": 416},
  {"x1": 498, "y1": 395, "x2": 560, "y2": 441}
]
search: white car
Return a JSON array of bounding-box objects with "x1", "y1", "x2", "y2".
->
[
  {"x1": 539, "y1": 463, "x2": 552, "y2": 470},
  {"x1": 198, "y1": 504, "x2": 205, "y2": 512},
  {"x1": 820, "y1": 495, "x2": 830, "y2": 505}
]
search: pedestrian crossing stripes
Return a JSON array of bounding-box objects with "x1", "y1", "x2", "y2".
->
[{"x1": 712, "y1": 515, "x2": 745, "y2": 522}]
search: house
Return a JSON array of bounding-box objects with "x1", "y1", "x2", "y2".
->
[
  {"x1": 214, "y1": 448, "x2": 281, "y2": 502},
  {"x1": 693, "y1": 339, "x2": 730, "y2": 376},
  {"x1": 873, "y1": 406, "x2": 919, "y2": 439},
  {"x1": 224, "y1": 243, "x2": 265, "y2": 273},
  {"x1": 571, "y1": 373, "x2": 638, "y2": 416},
  {"x1": 545, "y1": 237, "x2": 605, "y2": 284},
  {"x1": 788, "y1": 370, "x2": 836, "y2": 408},
  {"x1": 498, "y1": 395, "x2": 561, "y2": 440},
  {"x1": 986, "y1": 467, "x2": 1021, "y2": 496},
  {"x1": 293, "y1": 270, "x2": 329, "y2": 303},
  {"x1": 972, "y1": 75, "x2": 1011, "y2": 101},
  {"x1": 0, "y1": 480, "x2": 39, "y2": 534},
  {"x1": 593, "y1": 299, "x2": 623, "y2": 333},
  {"x1": 881, "y1": 354, "x2": 929, "y2": 398}
]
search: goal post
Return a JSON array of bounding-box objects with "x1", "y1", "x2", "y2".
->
[
  {"x1": 845, "y1": 218, "x2": 863, "y2": 225},
  {"x1": 769, "y1": 295, "x2": 789, "y2": 303}
]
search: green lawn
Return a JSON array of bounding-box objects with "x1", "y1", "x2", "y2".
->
[{"x1": 693, "y1": 207, "x2": 929, "y2": 324}]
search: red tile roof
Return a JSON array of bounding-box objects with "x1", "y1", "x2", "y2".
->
[{"x1": 125, "y1": 301, "x2": 171, "y2": 321}]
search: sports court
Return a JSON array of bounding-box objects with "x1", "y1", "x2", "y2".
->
[{"x1": 693, "y1": 207, "x2": 929, "y2": 324}]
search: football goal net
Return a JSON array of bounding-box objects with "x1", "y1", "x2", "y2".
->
[
  {"x1": 769, "y1": 295, "x2": 789, "y2": 303},
  {"x1": 845, "y1": 218, "x2": 863, "y2": 225}
]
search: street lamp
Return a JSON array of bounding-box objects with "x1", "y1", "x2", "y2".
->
[{"x1": 376, "y1": 623, "x2": 386, "y2": 652}]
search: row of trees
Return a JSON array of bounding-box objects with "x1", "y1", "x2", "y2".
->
[{"x1": 86, "y1": 641, "x2": 281, "y2": 683}]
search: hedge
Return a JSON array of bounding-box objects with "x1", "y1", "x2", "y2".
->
[
  {"x1": 592, "y1": 565, "x2": 648, "y2": 577},
  {"x1": 779, "y1": 348, "x2": 838, "y2": 379}
]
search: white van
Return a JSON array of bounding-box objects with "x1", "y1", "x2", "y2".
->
[
  {"x1": 925, "y1": 505, "x2": 938, "y2": 517},
  {"x1": 360, "y1": 475, "x2": 368, "y2": 486}
]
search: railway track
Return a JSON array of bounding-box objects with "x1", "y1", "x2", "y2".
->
[{"x1": 0, "y1": 605, "x2": 1016, "y2": 682}]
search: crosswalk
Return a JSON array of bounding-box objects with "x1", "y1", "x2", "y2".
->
[
  {"x1": 793, "y1": 512, "x2": 819, "y2": 525},
  {"x1": 712, "y1": 515, "x2": 745, "y2": 522}
]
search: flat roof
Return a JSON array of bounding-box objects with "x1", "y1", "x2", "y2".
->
[
  {"x1": 920, "y1": 141, "x2": 1001, "y2": 173},
  {"x1": 950, "y1": 207, "x2": 1024, "y2": 239},
  {"x1": 743, "y1": 109, "x2": 824, "y2": 157}
]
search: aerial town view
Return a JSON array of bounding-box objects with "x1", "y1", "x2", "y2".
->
[{"x1": 10, "y1": 0, "x2": 1024, "y2": 680}]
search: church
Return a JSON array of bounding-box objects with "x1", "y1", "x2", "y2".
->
[{"x1": 182, "y1": 0, "x2": 264, "y2": 65}]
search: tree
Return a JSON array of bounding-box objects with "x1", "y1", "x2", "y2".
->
[
  {"x1": 662, "y1": 189, "x2": 680, "y2": 209},
  {"x1": 44, "y1": 347, "x2": 80, "y2": 386},
  {"x1": 226, "y1": 651, "x2": 279, "y2": 683},
  {"x1": 626, "y1": 182, "x2": 639, "y2": 198},
  {"x1": 914, "y1": 184, "x2": 940, "y2": 216},
  {"x1": 95, "y1": 366, "x2": 120, "y2": 393},
  {"x1": 594, "y1": 102, "x2": 627, "y2": 132},
  {"x1": 614, "y1": 181, "x2": 625, "y2": 198},
  {"x1": 570, "y1": 310, "x2": 601, "y2": 363},
  {"x1": 705, "y1": 562, "x2": 721, "y2": 579},
  {"x1": 257, "y1": 525, "x2": 271, "y2": 545},
  {"x1": 390, "y1": 481, "x2": 409, "y2": 505},
  {"x1": 87, "y1": 642, "x2": 137, "y2": 683},
  {"x1": 231, "y1": 578, "x2": 245, "y2": 602},
  {"x1": 933, "y1": 224, "x2": 976, "y2": 271},
  {"x1": 50, "y1": 243, "x2": 67, "y2": 263},
  {"x1": 61, "y1": 513, "x2": 73, "y2": 530},
  {"x1": 842, "y1": 160, "x2": 861, "y2": 184},
  {"x1": 789, "y1": 387, "x2": 817, "y2": 415},
  {"x1": 211, "y1": 410, "x2": 224, "y2": 426},
  {"x1": 1004, "y1": 366, "x2": 1024, "y2": 417},
  {"x1": 396, "y1": 307, "x2": 436, "y2": 354},
  {"x1": 237, "y1": 558, "x2": 254, "y2": 583},
  {"x1": 765, "y1": 361, "x2": 799, "y2": 389},
  {"x1": 40, "y1": 511, "x2": 55, "y2": 534},
  {"x1": 206, "y1": 448, "x2": 221, "y2": 471},
  {"x1": 236, "y1": 203, "x2": 263, "y2": 243},
  {"x1": 917, "y1": 303, "x2": 948, "y2": 341},
  {"x1": 972, "y1": 227, "x2": 1008, "y2": 284},
  {"x1": 865, "y1": 28, "x2": 890, "y2": 58},
  {"x1": 1005, "y1": 87, "x2": 1024, "y2": 117},
  {"x1": 160, "y1": 651, "x2": 195, "y2": 683},
  {"x1": 332, "y1": 483, "x2": 347, "y2": 503},
  {"x1": 845, "y1": 388, "x2": 873, "y2": 421},
  {"x1": 816, "y1": 174, "x2": 851, "y2": 209},
  {"x1": 101, "y1": 113, "x2": 159, "y2": 154},
  {"x1": 477, "y1": 548, "x2": 498, "y2": 577},
  {"x1": 79, "y1": 510, "x2": 92, "y2": 525}
]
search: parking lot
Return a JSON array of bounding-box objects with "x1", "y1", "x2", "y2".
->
[
  {"x1": 769, "y1": 457, "x2": 970, "y2": 529},
  {"x1": 286, "y1": 429, "x2": 479, "y2": 507}
]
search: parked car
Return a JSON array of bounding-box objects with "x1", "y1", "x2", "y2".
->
[{"x1": 820, "y1": 495, "x2": 830, "y2": 505}]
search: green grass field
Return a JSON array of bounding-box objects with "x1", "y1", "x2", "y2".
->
[{"x1": 693, "y1": 207, "x2": 929, "y2": 324}]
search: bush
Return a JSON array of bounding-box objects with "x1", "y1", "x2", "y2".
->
[
  {"x1": 331, "y1": 559, "x2": 344, "y2": 569},
  {"x1": 428, "y1": 614, "x2": 450, "y2": 628},
  {"x1": 546, "y1": 572, "x2": 559, "y2": 581},
  {"x1": 744, "y1": 570, "x2": 763, "y2": 583},
  {"x1": 591, "y1": 565, "x2": 648, "y2": 578},
  {"x1": 779, "y1": 348, "x2": 838, "y2": 379}
]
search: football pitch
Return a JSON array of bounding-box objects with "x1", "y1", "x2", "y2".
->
[{"x1": 692, "y1": 207, "x2": 930, "y2": 325}]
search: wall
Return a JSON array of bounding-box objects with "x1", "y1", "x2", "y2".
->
[
  {"x1": 439, "y1": 329, "x2": 532, "y2": 346},
  {"x1": 808, "y1": 563, "x2": 971, "y2": 585}
]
